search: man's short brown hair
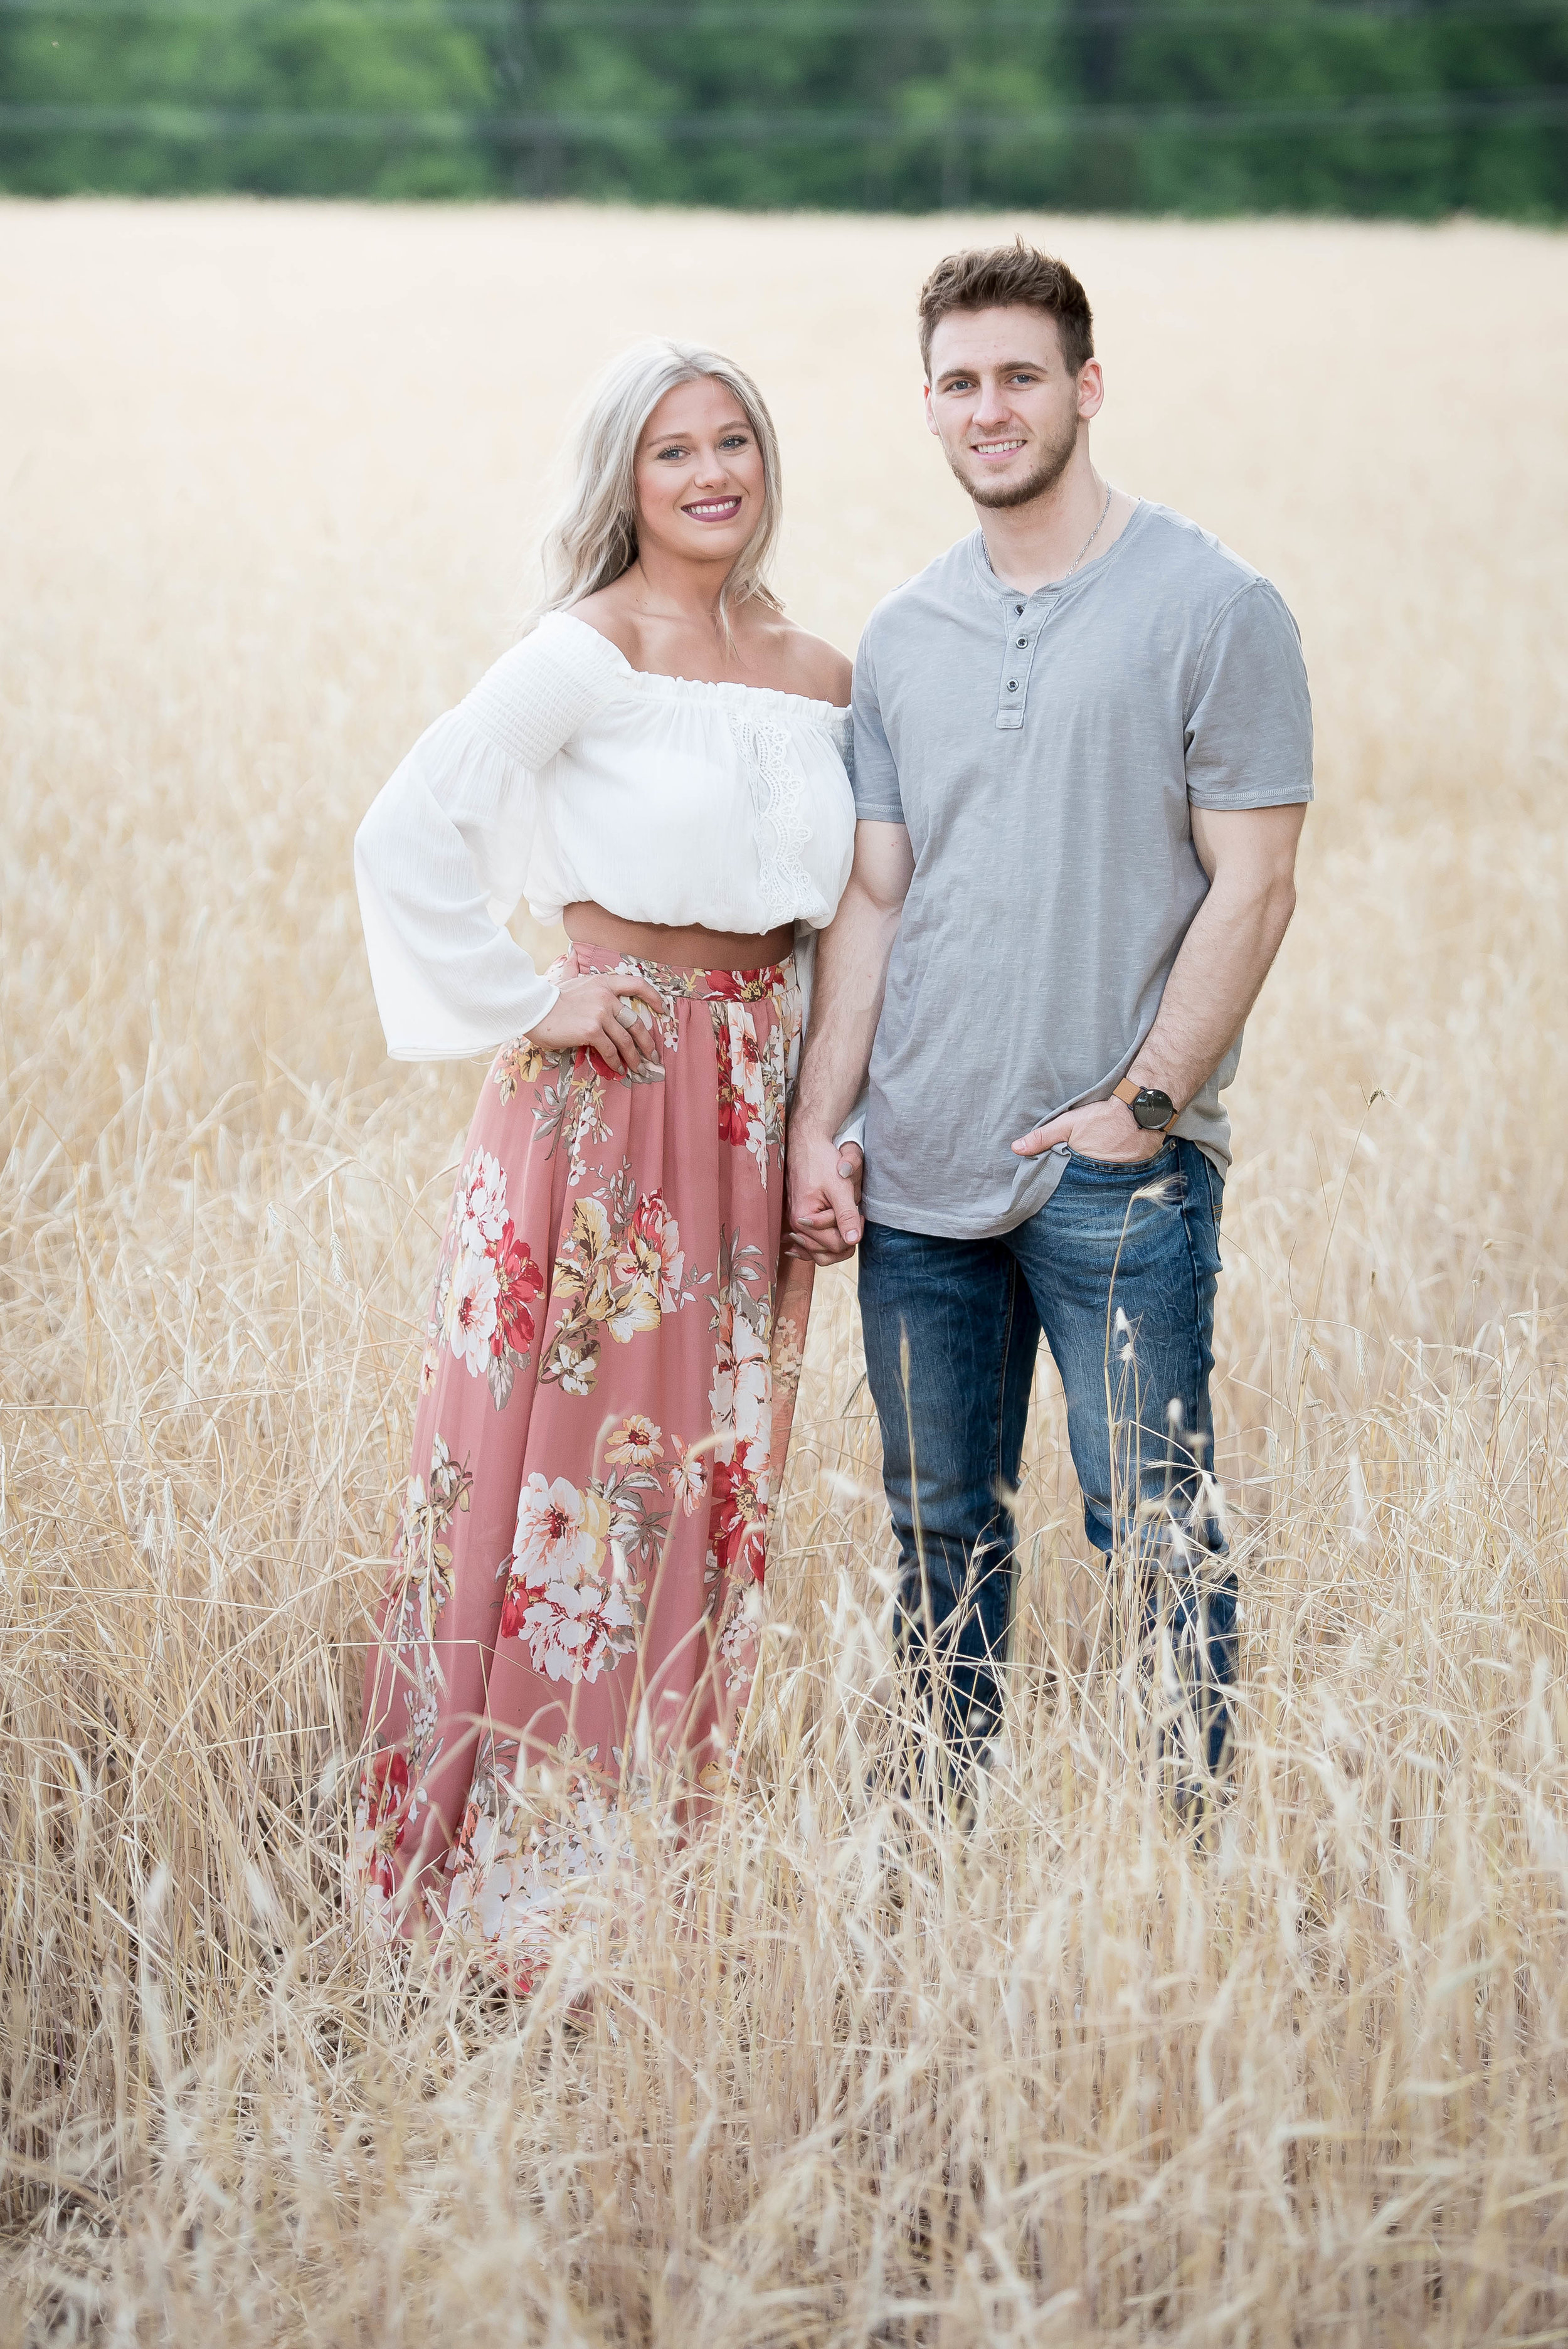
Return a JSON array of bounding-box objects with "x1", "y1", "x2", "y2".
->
[{"x1": 918, "y1": 240, "x2": 1094, "y2": 379}]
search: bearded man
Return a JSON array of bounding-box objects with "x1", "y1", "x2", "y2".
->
[{"x1": 788, "y1": 241, "x2": 1313, "y2": 1775}]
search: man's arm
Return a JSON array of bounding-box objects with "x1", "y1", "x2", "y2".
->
[
  {"x1": 788, "y1": 819, "x2": 915, "y2": 1261},
  {"x1": 1014, "y1": 801, "x2": 1306, "y2": 1165}
]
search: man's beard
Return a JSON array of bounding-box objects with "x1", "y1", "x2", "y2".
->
[{"x1": 948, "y1": 414, "x2": 1078, "y2": 511}]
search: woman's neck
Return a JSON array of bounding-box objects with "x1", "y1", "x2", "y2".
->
[{"x1": 622, "y1": 549, "x2": 734, "y2": 633}]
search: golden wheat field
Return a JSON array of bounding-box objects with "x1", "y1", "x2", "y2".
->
[{"x1": 4, "y1": 196, "x2": 1568, "y2": 2346}]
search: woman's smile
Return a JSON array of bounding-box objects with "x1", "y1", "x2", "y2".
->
[{"x1": 682, "y1": 494, "x2": 743, "y2": 522}]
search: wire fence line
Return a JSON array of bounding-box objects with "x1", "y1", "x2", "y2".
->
[
  {"x1": 5, "y1": 85, "x2": 1566, "y2": 141},
  {"x1": 6, "y1": 0, "x2": 1568, "y2": 23},
  {"x1": 6, "y1": 0, "x2": 1562, "y2": 206}
]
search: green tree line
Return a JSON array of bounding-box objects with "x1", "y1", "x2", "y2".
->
[{"x1": 2, "y1": 0, "x2": 1565, "y2": 214}]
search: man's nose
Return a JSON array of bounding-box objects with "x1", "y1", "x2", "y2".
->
[{"x1": 970, "y1": 380, "x2": 1012, "y2": 428}]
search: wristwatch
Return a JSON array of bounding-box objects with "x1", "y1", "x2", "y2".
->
[{"x1": 1113, "y1": 1076, "x2": 1177, "y2": 1132}]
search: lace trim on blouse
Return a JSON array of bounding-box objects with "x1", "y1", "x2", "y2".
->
[{"x1": 727, "y1": 705, "x2": 813, "y2": 930}]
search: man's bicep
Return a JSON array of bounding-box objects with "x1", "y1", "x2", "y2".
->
[
  {"x1": 1190, "y1": 800, "x2": 1306, "y2": 886},
  {"x1": 851, "y1": 819, "x2": 915, "y2": 912}
]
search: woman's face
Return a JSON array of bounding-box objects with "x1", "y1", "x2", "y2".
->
[{"x1": 633, "y1": 376, "x2": 766, "y2": 573}]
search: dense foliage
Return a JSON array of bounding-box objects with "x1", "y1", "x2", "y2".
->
[{"x1": 2, "y1": 2, "x2": 1565, "y2": 223}]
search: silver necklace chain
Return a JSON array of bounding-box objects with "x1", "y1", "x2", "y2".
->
[{"x1": 1059, "y1": 480, "x2": 1113, "y2": 584}]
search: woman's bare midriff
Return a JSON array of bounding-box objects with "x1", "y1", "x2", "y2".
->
[{"x1": 563, "y1": 900, "x2": 794, "y2": 973}]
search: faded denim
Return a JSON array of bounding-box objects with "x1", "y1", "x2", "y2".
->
[{"x1": 858, "y1": 1137, "x2": 1236, "y2": 1772}]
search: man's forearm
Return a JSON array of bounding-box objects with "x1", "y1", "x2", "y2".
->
[
  {"x1": 794, "y1": 881, "x2": 901, "y2": 1138},
  {"x1": 1128, "y1": 868, "x2": 1297, "y2": 1113}
]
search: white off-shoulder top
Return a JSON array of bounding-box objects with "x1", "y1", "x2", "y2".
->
[{"x1": 356, "y1": 611, "x2": 857, "y2": 1060}]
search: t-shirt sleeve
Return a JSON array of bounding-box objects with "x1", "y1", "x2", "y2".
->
[
  {"x1": 850, "y1": 627, "x2": 906, "y2": 825},
  {"x1": 1184, "y1": 578, "x2": 1314, "y2": 810}
]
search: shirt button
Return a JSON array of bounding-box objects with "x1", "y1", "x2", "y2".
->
[
  {"x1": 1015, "y1": 635, "x2": 1028, "y2": 647},
  {"x1": 1007, "y1": 679, "x2": 1019, "y2": 691},
  {"x1": 1015, "y1": 604, "x2": 1024, "y2": 615}
]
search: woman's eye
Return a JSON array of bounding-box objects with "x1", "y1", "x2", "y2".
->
[
  {"x1": 719, "y1": 435, "x2": 749, "y2": 450},
  {"x1": 655, "y1": 444, "x2": 688, "y2": 460}
]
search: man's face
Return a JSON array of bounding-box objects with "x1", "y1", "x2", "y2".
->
[{"x1": 923, "y1": 305, "x2": 1103, "y2": 511}]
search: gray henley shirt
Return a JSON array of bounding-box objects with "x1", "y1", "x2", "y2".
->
[{"x1": 850, "y1": 500, "x2": 1314, "y2": 1240}]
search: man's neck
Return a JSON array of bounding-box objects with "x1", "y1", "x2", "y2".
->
[{"x1": 972, "y1": 449, "x2": 1111, "y2": 597}]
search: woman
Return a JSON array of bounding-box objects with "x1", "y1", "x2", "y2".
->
[{"x1": 351, "y1": 341, "x2": 856, "y2": 1990}]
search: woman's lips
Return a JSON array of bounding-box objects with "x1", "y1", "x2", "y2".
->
[{"x1": 682, "y1": 497, "x2": 742, "y2": 521}]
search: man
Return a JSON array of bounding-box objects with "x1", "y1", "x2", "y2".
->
[{"x1": 788, "y1": 240, "x2": 1311, "y2": 1774}]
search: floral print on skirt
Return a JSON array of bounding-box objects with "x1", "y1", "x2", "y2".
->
[{"x1": 352, "y1": 943, "x2": 813, "y2": 1990}]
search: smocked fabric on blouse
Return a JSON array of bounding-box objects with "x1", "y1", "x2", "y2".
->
[{"x1": 355, "y1": 611, "x2": 857, "y2": 1061}]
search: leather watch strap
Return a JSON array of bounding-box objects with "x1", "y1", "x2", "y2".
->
[{"x1": 1113, "y1": 1076, "x2": 1141, "y2": 1108}]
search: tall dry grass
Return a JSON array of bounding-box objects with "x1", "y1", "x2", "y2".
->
[{"x1": 3, "y1": 200, "x2": 1568, "y2": 2345}]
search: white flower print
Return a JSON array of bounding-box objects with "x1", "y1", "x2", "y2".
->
[
  {"x1": 711, "y1": 1308, "x2": 773, "y2": 1478},
  {"x1": 605, "y1": 1414, "x2": 664, "y2": 1469},
  {"x1": 446, "y1": 1246, "x2": 499, "y2": 1376},
  {"x1": 512, "y1": 1473, "x2": 610, "y2": 1588},
  {"x1": 521, "y1": 1573, "x2": 635, "y2": 1686},
  {"x1": 501, "y1": 1475, "x2": 638, "y2": 1685},
  {"x1": 669, "y1": 1446, "x2": 710, "y2": 1516},
  {"x1": 458, "y1": 1148, "x2": 508, "y2": 1254}
]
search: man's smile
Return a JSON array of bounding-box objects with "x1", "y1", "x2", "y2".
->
[{"x1": 970, "y1": 437, "x2": 1027, "y2": 459}]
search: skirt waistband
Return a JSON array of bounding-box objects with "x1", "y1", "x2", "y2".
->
[{"x1": 562, "y1": 941, "x2": 795, "y2": 1004}]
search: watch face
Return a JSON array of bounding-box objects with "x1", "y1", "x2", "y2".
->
[{"x1": 1132, "y1": 1088, "x2": 1175, "y2": 1131}]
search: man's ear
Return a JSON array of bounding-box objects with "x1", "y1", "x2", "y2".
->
[
  {"x1": 923, "y1": 382, "x2": 940, "y2": 437},
  {"x1": 1076, "y1": 360, "x2": 1106, "y2": 422}
]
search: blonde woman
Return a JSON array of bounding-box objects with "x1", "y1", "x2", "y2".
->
[{"x1": 351, "y1": 342, "x2": 856, "y2": 1988}]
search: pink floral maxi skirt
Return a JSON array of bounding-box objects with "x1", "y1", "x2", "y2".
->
[{"x1": 352, "y1": 945, "x2": 813, "y2": 1986}]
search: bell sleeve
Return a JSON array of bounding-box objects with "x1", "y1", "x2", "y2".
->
[{"x1": 353, "y1": 627, "x2": 618, "y2": 1061}]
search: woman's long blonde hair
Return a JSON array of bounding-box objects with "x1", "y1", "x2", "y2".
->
[{"x1": 534, "y1": 339, "x2": 784, "y2": 634}]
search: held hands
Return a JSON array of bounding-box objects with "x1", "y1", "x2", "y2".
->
[
  {"x1": 525, "y1": 970, "x2": 667, "y2": 1078},
  {"x1": 786, "y1": 1127, "x2": 866, "y2": 1265},
  {"x1": 1012, "y1": 1096, "x2": 1169, "y2": 1165}
]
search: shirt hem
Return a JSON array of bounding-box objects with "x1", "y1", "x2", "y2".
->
[
  {"x1": 860, "y1": 1135, "x2": 1231, "y2": 1241},
  {"x1": 1187, "y1": 783, "x2": 1314, "y2": 810}
]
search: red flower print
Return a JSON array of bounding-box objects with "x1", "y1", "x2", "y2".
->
[
  {"x1": 366, "y1": 1746, "x2": 409, "y2": 1833},
  {"x1": 711, "y1": 1456, "x2": 766, "y2": 1584},
  {"x1": 362, "y1": 1747, "x2": 411, "y2": 1900},
  {"x1": 489, "y1": 1217, "x2": 544, "y2": 1359},
  {"x1": 718, "y1": 1084, "x2": 750, "y2": 1147}
]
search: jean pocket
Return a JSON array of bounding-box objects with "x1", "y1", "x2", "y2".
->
[{"x1": 1066, "y1": 1142, "x2": 1175, "y2": 1176}]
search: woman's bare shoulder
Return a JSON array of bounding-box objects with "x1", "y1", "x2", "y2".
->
[
  {"x1": 564, "y1": 583, "x2": 644, "y2": 666},
  {"x1": 761, "y1": 617, "x2": 852, "y2": 709}
]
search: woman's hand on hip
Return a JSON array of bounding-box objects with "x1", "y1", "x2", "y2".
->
[{"x1": 526, "y1": 971, "x2": 667, "y2": 1077}]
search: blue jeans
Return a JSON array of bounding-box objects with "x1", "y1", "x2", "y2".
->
[{"x1": 857, "y1": 1138, "x2": 1235, "y2": 1771}]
